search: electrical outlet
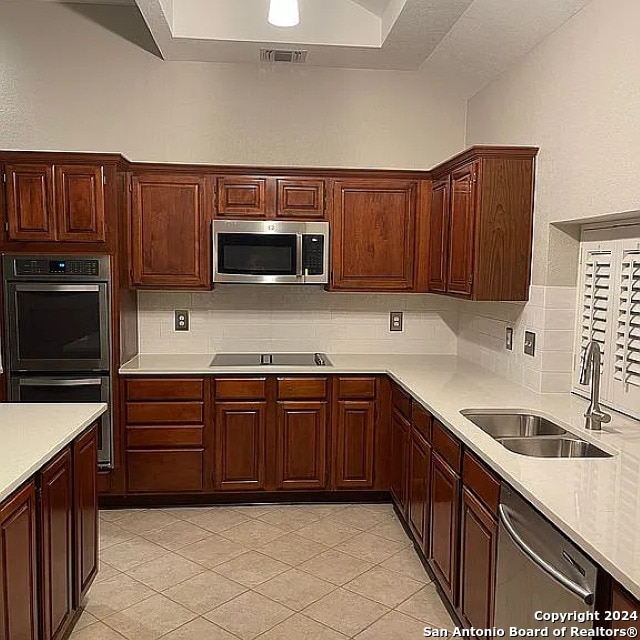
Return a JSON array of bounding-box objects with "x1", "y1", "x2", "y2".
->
[
  {"x1": 524, "y1": 331, "x2": 536, "y2": 357},
  {"x1": 506, "y1": 327, "x2": 514, "y2": 351},
  {"x1": 390, "y1": 311, "x2": 403, "y2": 332},
  {"x1": 174, "y1": 310, "x2": 190, "y2": 332}
]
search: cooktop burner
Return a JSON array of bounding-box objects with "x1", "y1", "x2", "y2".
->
[{"x1": 210, "y1": 353, "x2": 331, "y2": 367}]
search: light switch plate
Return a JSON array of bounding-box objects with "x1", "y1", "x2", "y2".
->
[
  {"x1": 524, "y1": 331, "x2": 536, "y2": 357},
  {"x1": 174, "y1": 310, "x2": 190, "y2": 331},
  {"x1": 506, "y1": 327, "x2": 514, "y2": 351},
  {"x1": 390, "y1": 311, "x2": 403, "y2": 332}
]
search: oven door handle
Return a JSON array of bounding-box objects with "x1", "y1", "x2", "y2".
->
[
  {"x1": 498, "y1": 504, "x2": 594, "y2": 605},
  {"x1": 18, "y1": 378, "x2": 103, "y2": 386},
  {"x1": 296, "y1": 234, "x2": 303, "y2": 278},
  {"x1": 14, "y1": 284, "x2": 101, "y2": 292}
]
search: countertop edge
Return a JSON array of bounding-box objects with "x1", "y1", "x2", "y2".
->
[{"x1": 0, "y1": 404, "x2": 107, "y2": 503}]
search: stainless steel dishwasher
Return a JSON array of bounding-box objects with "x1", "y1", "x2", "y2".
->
[{"x1": 494, "y1": 486, "x2": 598, "y2": 630}]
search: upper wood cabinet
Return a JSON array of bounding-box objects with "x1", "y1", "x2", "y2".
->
[
  {"x1": 428, "y1": 147, "x2": 538, "y2": 301},
  {"x1": 5, "y1": 162, "x2": 106, "y2": 243},
  {"x1": 331, "y1": 179, "x2": 417, "y2": 291},
  {"x1": 215, "y1": 176, "x2": 326, "y2": 220},
  {"x1": 130, "y1": 173, "x2": 211, "y2": 289}
]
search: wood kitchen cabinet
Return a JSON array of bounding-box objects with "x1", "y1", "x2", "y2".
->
[
  {"x1": 458, "y1": 452, "x2": 500, "y2": 628},
  {"x1": 5, "y1": 162, "x2": 106, "y2": 243},
  {"x1": 0, "y1": 481, "x2": 38, "y2": 640},
  {"x1": 39, "y1": 448, "x2": 74, "y2": 640},
  {"x1": 408, "y1": 403, "x2": 432, "y2": 550},
  {"x1": 609, "y1": 582, "x2": 640, "y2": 633},
  {"x1": 429, "y1": 421, "x2": 462, "y2": 605},
  {"x1": 130, "y1": 173, "x2": 211, "y2": 289},
  {"x1": 124, "y1": 378, "x2": 207, "y2": 493},
  {"x1": 331, "y1": 179, "x2": 418, "y2": 290},
  {"x1": 73, "y1": 425, "x2": 99, "y2": 606},
  {"x1": 390, "y1": 409, "x2": 410, "y2": 514},
  {"x1": 275, "y1": 377, "x2": 328, "y2": 490},
  {"x1": 428, "y1": 147, "x2": 538, "y2": 301},
  {"x1": 215, "y1": 176, "x2": 326, "y2": 219},
  {"x1": 332, "y1": 377, "x2": 377, "y2": 489}
]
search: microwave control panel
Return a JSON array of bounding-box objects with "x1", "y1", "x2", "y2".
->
[{"x1": 302, "y1": 235, "x2": 325, "y2": 276}]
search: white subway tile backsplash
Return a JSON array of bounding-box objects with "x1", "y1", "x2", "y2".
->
[{"x1": 138, "y1": 289, "x2": 459, "y2": 356}]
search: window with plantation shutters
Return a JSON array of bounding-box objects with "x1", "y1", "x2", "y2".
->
[{"x1": 573, "y1": 225, "x2": 640, "y2": 420}]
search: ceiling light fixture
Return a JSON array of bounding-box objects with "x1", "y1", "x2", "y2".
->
[{"x1": 268, "y1": 0, "x2": 300, "y2": 27}]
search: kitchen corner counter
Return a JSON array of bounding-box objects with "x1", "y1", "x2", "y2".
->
[
  {"x1": 119, "y1": 353, "x2": 640, "y2": 599},
  {"x1": 0, "y1": 403, "x2": 107, "y2": 503}
]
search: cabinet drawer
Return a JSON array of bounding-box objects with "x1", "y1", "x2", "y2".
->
[
  {"x1": 215, "y1": 378, "x2": 267, "y2": 400},
  {"x1": 392, "y1": 385, "x2": 411, "y2": 419},
  {"x1": 127, "y1": 450, "x2": 204, "y2": 493},
  {"x1": 126, "y1": 402, "x2": 204, "y2": 424},
  {"x1": 433, "y1": 421, "x2": 462, "y2": 473},
  {"x1": 126, "y1": 425, "x2": 204, "y2": 449},
  {"x1": 337, "y1": 377, "x2": 376, "y2": 399},
  {"x1": 277, "y1": 377, "x2": 327, "y2": 399},
  {"x1": 125, "y1": 378, "x2": 204, "y2": 401},
  {"x1": 463, "y1": 451, "x2": 500, "y2": 514},
  {"x1": 412, "y1": 402, "x2": 432, "y2": 441}
]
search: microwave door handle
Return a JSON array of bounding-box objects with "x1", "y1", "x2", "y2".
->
[
  {"x1": 296, "y1": 234, "x2": 304, "y2": 278},
  {"x1": 18, "y1": 378, "x2": 103, "y2": 386}
]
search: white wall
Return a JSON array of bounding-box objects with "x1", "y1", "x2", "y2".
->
[
  {"x1": 459, "y1": 0, "x2": 640, "y2": 393},
  {"x1": 138, "y1": 289, "x2": 459, "y2": 355},
  {"x1": 0, "y1": 2, "x2": 466, "y2": 168}
]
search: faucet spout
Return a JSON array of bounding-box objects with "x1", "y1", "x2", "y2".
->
[{"x1": 579, "y1": 341, "x2": 611, "y2": 431}]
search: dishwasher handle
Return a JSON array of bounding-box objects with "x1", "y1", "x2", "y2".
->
[{"x1": 498, "y1": 504, "x2": 595, "y2": 606}]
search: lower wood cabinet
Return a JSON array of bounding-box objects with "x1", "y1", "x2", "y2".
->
[
  {"x1": 458, "y1": 487, "x2": 497, "y2": 627},
  {"x1": 332, "y1": 399, "x2": 376, "y2": 489},
  {"x1": 610, "y1": 582, "x2": 640, "y2": 633},
  {"x1": 408, "y1": 426, "x2": 431, "y2": 550},
  {"x1": 0, "y1": 481, "x2": 38, "y2": 640},
  {"x1": 215, "y1": 402, "x2": 267, "y2": 491},
  {"x1": 276, "y1": 401, "x2": 327, "y2": 490},
  {"x1": 390, "y1": 408, "x2": 410, "y2": 513},
  {"x1": 39, "y1": 447, "x2": 74, "y2": 640},
  {"x1": 0, "y1": 424, "x2": 98, "y2": 640},
  {"x1": 429, "y1": 449, "x2": 461, "y2": 606}
]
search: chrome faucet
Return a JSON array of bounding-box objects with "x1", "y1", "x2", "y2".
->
[{"x1": 579, "y1": 341, "x2": 611, "y2": 431}]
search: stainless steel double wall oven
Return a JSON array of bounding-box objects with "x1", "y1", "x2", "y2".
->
[{"x1": 3, "y1": 255, "x2": 113, "y2": 468}]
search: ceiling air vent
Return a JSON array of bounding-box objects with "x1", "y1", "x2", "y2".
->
[{"x1": 260, "y1": 49, "x2": 308, "y2": 64}]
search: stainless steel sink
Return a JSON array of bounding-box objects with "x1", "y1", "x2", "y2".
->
[
  {"x1": 460, "y1": 410, "x2": 567, "y2": 438},
  {"x1": 497, "y1": 436, "x2": 612, "y2": 459},
  {"x1": 460, "y1": 410, "x2": 613, "y2": 459}
]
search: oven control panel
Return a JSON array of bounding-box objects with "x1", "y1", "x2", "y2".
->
[{"x1": 14, "y1": 259, "x2": 101, "y2": 277}]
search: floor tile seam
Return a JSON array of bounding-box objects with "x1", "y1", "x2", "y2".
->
[
  {"x1": 95, "y1": 592, "x2": 161, "y2": 626},
  {"x1": 249, "y1": 574, "x2": 342, "y2": 612},
  {"x1": 215, "y1": 522, "x2": 290, "y2": 546},
  {"x1": 155, "y1": 615, "x2": 244, "y2": 640},
  {"x1": 172, "y1": 543, "x2": 252, "y2": 569}
]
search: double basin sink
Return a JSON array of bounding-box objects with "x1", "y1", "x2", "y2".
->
[{"x1": 460, "y1": 411, "x2": 612, "y2": 459}]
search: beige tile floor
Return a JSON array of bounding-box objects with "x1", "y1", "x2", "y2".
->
[{"x1": 72, "y1": 503, "x2": 456, "y2": 639}]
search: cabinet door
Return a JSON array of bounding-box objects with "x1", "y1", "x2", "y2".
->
[
  {"x1": 408, "y1": 428, "x2": 431, "y2": 550},
  {"x1": 0, "y1": 482, "x2": 38, "y2": 640},
  {"x1": 458, "y1": 487, "x2": 497, "y2": 628},
  {"x1": 429, "y1": 451, "x2": 461, "y2": 605},
  {"x1": 276, "y1": 401, "x2": 327, "y2": 489},
  {"x1": 5, "y1": 163, "x2": 55, "y2": 241},
  {"x1": 333, "y1": 400, "x2": 375, "y2": 489},
  {"x1": 55, "y1": 165, "x2": 106, "y2": 242},
  {"x1": 276, "y1": 178, "x2": 325, "y2": 219},
  {"x1": 332, "y1": 180, "x2": 417, "y2": 290},
  {"x1": 390, "y1": 409, "x2": 410, "y2": 514},
  {"x1": 216, "y1": 177, "x2": 270, "y2": 218},
  {"x1": 131, "y1": 173, "x2": 209, "y2": 288},
  {"x1": 73, "y1": 425, "x2": 98, "y2": 606},
  {"x1": 215, "y1": 402, "x2": 267, "y2": 491},
  {"x1": 447, "y1": 163, "x2": 477, "y2": 296},
  {"x1": 611, "y1": 583, "x2": 640, "y2": 634},
  {"x1": 428, "y1": 177, "x2": 450, "y2": 293},
  {"x1": 39, "y1": 447, "x2": 74, "y2": 640}
]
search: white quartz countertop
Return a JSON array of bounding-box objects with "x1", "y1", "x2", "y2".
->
[
  {"x1": 0, "y1": 403, "x2": 107, "y2": 503},
  {"x1": 120, "y1": 353, "x2": 640, "y2": 599}
]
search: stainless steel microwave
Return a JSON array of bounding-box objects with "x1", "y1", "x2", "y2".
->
[{"x1": 213, "y1": 220, "x2": 329, "y2": 284}]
